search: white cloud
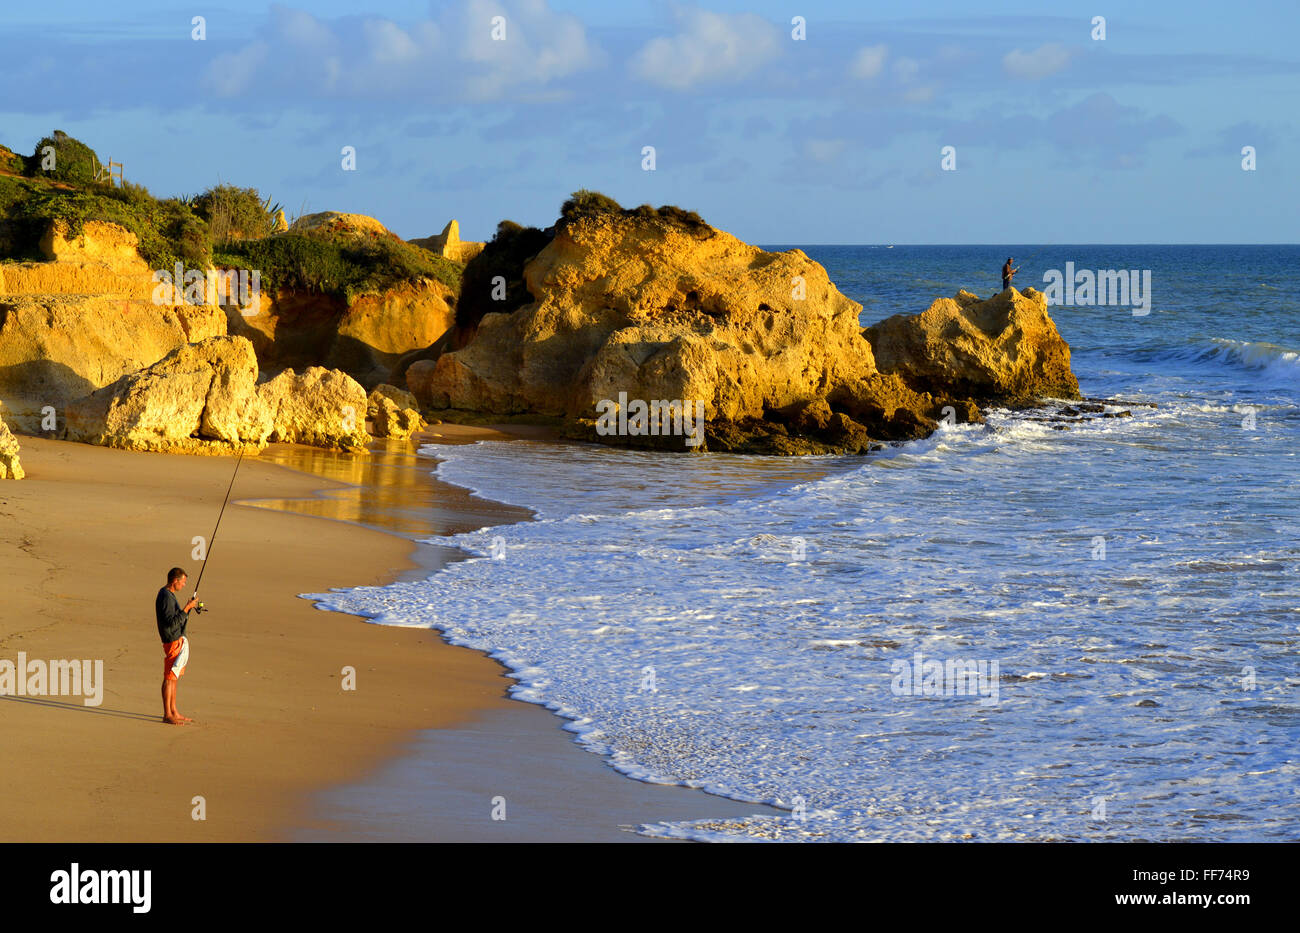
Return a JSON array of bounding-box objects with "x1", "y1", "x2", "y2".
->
[
  {"x1": 459, "y1": 0, "x2": 600, "y2": 97},
  {"x1": 277, "y1": 7, "x2": 334, "y2": 48},
  {"x1": 1003, "y1": 43, "x2": 1072, "y2": 80},
  {"x1": 363, "y1": 19, "x2": 425, "y2": 66},
  {"x1": 630, "y1": 8, "x2": 781, "y2": 91},
  {"x1": 203, "y1": 41, "x2": 270, "y2": 97},
  {"x1": 200, "y1": 1, "x2": 599, "y2": 102},
  {"x1": 849, "y1": 44, "x2": 888, "y2": 79}
]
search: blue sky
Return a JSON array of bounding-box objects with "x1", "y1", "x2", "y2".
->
[{"x1": 2, "y1": 0, "x2": 1297, "y2": 243}]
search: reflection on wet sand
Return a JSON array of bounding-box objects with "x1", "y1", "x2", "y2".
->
[{"x1": 240, "y1": 437, "x2": 534, "y2": 546}]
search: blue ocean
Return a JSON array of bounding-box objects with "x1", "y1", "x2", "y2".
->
[{"x1": 310, "y1": 245, "x2": 1300, "y2": 841}]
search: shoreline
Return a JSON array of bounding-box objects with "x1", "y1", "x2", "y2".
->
[
  {"x1": 260, "y1": 425, "x2": 788, "y2": 841},
  {"x1": 0, "y1": 428, "x2": 782, "y2": 841},
  {"x1": 0, "y1": 433, "x2": 523, "y2": 841}
]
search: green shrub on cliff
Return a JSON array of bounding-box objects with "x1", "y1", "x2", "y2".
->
[
  {"x1": 0, "y1": 144, "x2": 25, "y2": 175},
  {"x1": 26, "y1": 131, "x2": 102, "y2": 185},
  {"x1": 194, "y1": 184, "x2": 275, "y2": 244},
  {"x1": 557, "y1": 190, "x2": 711, "y2": 235},
  {"x1": 631, "y1": 202, "x2": 708, "y2": 231},
  {"x1": 559, "y1": 189, "x2": 624, "y2": 221},
  {"x1": 214, "y1": 233, "x2": 461, "y2": 303},
  {"x1": 0, "y1": 174, "x2": 39, "y2": 256},
  {"x1": 457, "y1": 219, "x2": 552, "y2": 328},
  {"x1": 0, "y1": 172, "x2": 211, "y2": 269}
]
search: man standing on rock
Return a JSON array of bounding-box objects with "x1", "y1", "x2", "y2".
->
[
  {"x1": 1002, "y1": 257, "x2": 1018, "y2": 291},
  {"x1": 156, "y1": 567, "x2": 198, "y2": 725}
]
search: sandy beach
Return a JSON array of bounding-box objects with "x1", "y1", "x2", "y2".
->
[
  {"x1": 0, "y1": 429, "x2": 777, "y2": 841},
  {"x1": 0, "y1": 431, "x2": 528, "y2": 841}
]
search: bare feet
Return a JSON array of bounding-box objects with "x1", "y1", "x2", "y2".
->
[
  {"x1": 162, "y1": 715, "x2": 187, "y2": 725},
  {"x1": 176, "y1": 714, "x2": 195, "y2": 723}
]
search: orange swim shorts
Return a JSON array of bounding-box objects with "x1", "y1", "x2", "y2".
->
[{"x1": 163, "y1": 636, "x2": 189, "y2": 681}]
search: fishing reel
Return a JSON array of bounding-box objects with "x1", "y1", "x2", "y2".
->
[{"x1": 192, "y1": 596, "x2": 206, "y2": 614}]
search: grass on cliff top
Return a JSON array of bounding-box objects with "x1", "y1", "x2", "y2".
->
[
  {"x1": 559, "y1": 189, "x2": 712, "y2": 234},
  {"x1": 0, "y1": 130, "x2": 461, "y2": 302},
  {"x1": 213, "y1": 233, "x2": 462, "y2": 303},
  {"x1": 0, "y1": 172, "x2": 210, "y2": 269},
  {"x1": 0, "y1": 144, "x2": 25, "y2": 175}
]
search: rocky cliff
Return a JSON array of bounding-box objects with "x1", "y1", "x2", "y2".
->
[
  {"x1": 864, "y1": 287, "x2": 1079, "y2": 404},
  {"x1": 64, "y1": 335, "x2": 370, "y2": 453},
  {"x1": 416, "y1": 211, "x2": 876, "y2": 419},
  {"x1": 0, "y1": 213, "x2": 455, "y2": 442},
  {"x1": 0, "y1": 220, "x2": 226, "y2": 433},
  {"x1": 409, "y1": 219, "x2": 485, "y2": 264},
  {"x1": 409, "y1": 208, "x2": 1077, "y2": 453}
]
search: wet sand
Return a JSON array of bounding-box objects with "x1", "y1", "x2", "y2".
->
[
  {"x1": 262, "y1": 426, "x2": 785, "y2": 841},
  {"x1": 0, "y1": 428, "x2": 780, "y2": 841},
  {"x1": 0, "y1": 434, "x2": 520, "y2": 840}
]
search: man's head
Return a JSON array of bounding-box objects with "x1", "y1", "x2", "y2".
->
[{"x1": 166, "y1": 567, "x2": 187, "y2": 592}]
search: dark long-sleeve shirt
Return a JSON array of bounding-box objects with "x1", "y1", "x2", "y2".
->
[{"x1": 156, "y1": 587, "x2": 189, "y2": 644}]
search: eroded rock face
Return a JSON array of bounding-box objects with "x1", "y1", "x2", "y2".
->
[
  {"x1": 0, "y1": 294, "x2": 226, "y2": 432},
  {"x1": 409, "y1": 219, "x2": 485, "y2": 264},
  {"x1": 864, "y1": 287, "x2": 1080, "y2": 403},
  {"x1": 64, "y1": 336, "x2": 271, "y2": 453},
  {"x1": 404, "y1": 359, "x2": 440, "y2": 407},
  {"x1": 366, "y1": 384, "x2": 425, "y2": 439},
  {"x1": 0, "y1": 414, "x2": 24, "y2": 479},
  {"x1": 0, "y1": 219, "x2": 228, "y2": 432},
  {"x1": 257, "y1": 367, "x2": 371, "y2": 449},
  {"x1": 225, "y1": 279, "x2": 457, "y2": 389},
  {"x1": 409, "y1": 213, "x2": 1086, "y2": 452},
  {"x1": 60, "y1": 336, "x2": 372, "y2": 453},
  {"x1": 417, "y1": 213, "x2": 877, "y2": 424},
  {"x1": 40, "y1": 219, "x2": 147, "y2": 268}
]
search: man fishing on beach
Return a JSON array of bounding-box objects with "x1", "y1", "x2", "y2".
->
[
  {"x1": 156, "y1": 567, "x2": 198, "y2": 725},
  {"x1": 1002, "y1": 256, "x2": 1019, "y2": 291}
]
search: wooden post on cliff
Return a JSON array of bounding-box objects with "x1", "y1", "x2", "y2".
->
[{"x1": 93, "y1": 157, "x2": 124, "y2": 187}]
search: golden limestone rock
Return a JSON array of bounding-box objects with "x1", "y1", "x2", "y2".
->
[
  {"x1": 63, "y1": 336, "x2": 371, "y2": 453},
  {"x1": 366, "y1": 384, "x2": 425, "y2": 439},
  {"x1": 409, "y1": 219, "x2": 484, "y2": 264},
  {"x1": 0, "y1": 219, "x2": 226, "y2": 431},
  {"x1": 412, "y1": 211, "x2": 1078, "y2": 453},
  {"x1": 864, "y1": 286, "x2": 1080, "y2": 403},
  {"x1": 0, "y1": 293, "x2": 225, "y2": 432},
  {"x1": 418, "y1": 211, "x2": 875, "y2": 423},
  {"x1": 0, "y1": 412, "x2": 24, "y2": 479},
  {"x1": 64, "y1": 335, "x2": 271, "y2": 453},
  {"x1": 257, "y1": 366, "x2": 372, "y2": 450},
  {"x1": 226, "y1": 279, "x2": 456, "y2": 389}
]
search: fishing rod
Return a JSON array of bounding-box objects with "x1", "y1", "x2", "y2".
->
[{"x1": 191, "y1": 444, "x2": 247, "y2": 613}]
